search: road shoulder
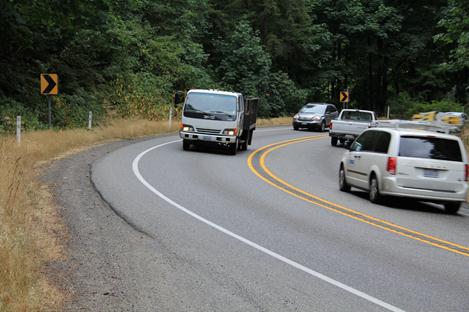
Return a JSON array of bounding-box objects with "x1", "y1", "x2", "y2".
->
[{"x1": 43, "y1": 140, "x2": 162, "y2": 311}]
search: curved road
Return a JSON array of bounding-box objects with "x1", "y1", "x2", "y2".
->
[{"x1": 92, "y1": 127, "x2": 469, "y2": 312}]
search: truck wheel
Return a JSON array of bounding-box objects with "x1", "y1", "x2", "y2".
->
[
  {"x1": 248, "y1": 129, "x2": 254, "y2": 145},
  {"x1": 240, "y1": 132, "x2": 250, "y2": 151},
  {"x1": 182, "y1": 140, "x2": 190, "y2": 151},
  {"x1": 240, "y1": 141, "x2": 248, "y2": 151},
  {"x1": 331, "y1": 137, "x2": 338, "y2": 146},
  {"x1": 228, "y1": 140, "x2": 238, "y2": 155},
  {"x1": 444, "y1": 202, "x2": 461, "y2": 214}
]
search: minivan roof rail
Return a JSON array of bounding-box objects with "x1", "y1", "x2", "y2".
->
[{"x1": 375, "y1": 119, "x2": 460, "y2": 135}]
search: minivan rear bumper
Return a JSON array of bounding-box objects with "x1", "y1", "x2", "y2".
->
[{"x1": 381, "y1": 177, "x2": 468, "y2": 202}]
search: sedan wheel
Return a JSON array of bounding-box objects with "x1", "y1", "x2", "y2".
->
[{"x1": 320, "y1": 121, "x2": 326, "y2": 132}]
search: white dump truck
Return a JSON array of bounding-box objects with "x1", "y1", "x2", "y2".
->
[{"x1": 179, "y1": 89, "x2": 258, "y2": 155}]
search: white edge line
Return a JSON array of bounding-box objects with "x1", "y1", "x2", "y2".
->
[{"x1": 131, "y1": 139, "x2": 406, "y2": 312}]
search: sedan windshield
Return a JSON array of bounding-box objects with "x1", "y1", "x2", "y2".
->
[
  {"x1": 300, "y1": 105, "x2": 326, "y2": 114},
  {"x1": 184, "y1": 93, "x2": 237, "y2": 121}
]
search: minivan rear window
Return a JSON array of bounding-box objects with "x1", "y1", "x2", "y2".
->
[{"x1": 399, "y1": 136, "x2": 462, "y2": 162}]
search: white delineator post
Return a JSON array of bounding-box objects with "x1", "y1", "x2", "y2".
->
[
  {"x1": 387, "y1": 106, "x2": 390, "y2": 119},
  {"x1": 169, "y1": 106, "x2": 173, "y2": 130},
  {"x1": 16, "y1": 116, "x2": 21, "y2": 144},
  {"x1": 88, "y1": 111, "x2": 93, "y2": 130}
]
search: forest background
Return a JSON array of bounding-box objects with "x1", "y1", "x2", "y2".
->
[{"x1": 1, "y1": 0, "x2": 468, "y2": 131}]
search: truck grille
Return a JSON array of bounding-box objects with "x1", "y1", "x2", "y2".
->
[{"x1": 196, "y1": 128, "x2": 221, "y2": 135}]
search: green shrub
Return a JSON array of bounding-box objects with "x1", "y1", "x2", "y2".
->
[
  {"x1": 0, "y1": 98, "x2": 43, "y2": 133},
  {"x1": 386, "y1": 93, "x2": 463, "y2": 119},
  {"x1": 405, "y1": 99, "x2": 463, "y2": 117},
  {"x1": 53, "y1": 89, "x2": 105, "y2": 128}
]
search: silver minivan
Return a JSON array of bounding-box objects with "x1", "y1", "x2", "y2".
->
[{"x1": 339, "y1": 128, "x2": 468, "y2": 213}]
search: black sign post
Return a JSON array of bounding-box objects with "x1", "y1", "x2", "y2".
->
[{"x1": 40, "y1": 74, "x2": 59, "y2": 128}]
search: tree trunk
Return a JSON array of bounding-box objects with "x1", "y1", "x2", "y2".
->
[{"x1": 368, "y1": 34, "x2": 374, "y2": 111}]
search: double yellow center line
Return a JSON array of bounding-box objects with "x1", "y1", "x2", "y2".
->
[{"x1": 247, "y1": 136, "x2": 469, "y2": 257}]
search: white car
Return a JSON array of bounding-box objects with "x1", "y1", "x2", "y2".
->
[{"x1": 339, "y1": 128, "x2": 468, "y2": 213}]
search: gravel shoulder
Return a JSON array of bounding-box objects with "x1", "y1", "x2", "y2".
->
[{"x1": 43, "y1": 138, "x2": 202, "y2": 312}]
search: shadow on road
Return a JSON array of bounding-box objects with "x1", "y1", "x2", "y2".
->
[{"x1": 349, "y1": 190, "x2": 466, "y2": 216}]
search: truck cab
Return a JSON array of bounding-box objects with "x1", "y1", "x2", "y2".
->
[{"x1": 179, "y1": 89, "x2": 257, "y2": 155}]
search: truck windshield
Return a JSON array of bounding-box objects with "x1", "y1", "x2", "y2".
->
[
  {"x1": 399, "y1": 136, "x2": 462, "y2": 162},
  {"x1": 341, "y1": 111, "x2": 372, "y2": 121},
  {"x1": 184, "y1": 93, "x2": 237, "y2": 121}
]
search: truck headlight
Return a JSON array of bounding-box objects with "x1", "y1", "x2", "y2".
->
[
  {"x1": 223, "y1": 128, "x2": 238, "y2": 136},
  {"x1": 180, "y1": 124, "x2": 194, "y2": 132}
]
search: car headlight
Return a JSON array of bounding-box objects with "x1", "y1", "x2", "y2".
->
[
  {"x1": 312, "y1": 116, "x2": 321, "y2": 121},
  {"x1": 223, "y1": 128, "x2": 238, "y2": 136},
  {"x1": 180, "y1": 124, "x2": 194, "y2": 132},
  {"x1": 293, "y1": 114, "x2": 299, "y2": 119}
]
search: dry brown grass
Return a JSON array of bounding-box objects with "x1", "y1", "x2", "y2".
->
[
  {"x1": 0, "y1": 117, "x2": 288, "y2": 311},
  {"x1": 257, "y1": 116, "x2": 291, "y2": 127}
]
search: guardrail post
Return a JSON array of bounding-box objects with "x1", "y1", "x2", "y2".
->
[
  {"x1": 88, "y1": 111, "x2": 93, "y2": 130},
  {"x1": 168, "y1": 106, "x2": 173, "y2": 130},
  {"x1": 16, "y1": 116, "x2": 21, "y2": 144}
]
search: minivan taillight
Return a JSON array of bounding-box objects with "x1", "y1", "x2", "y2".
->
[
  {"x1": 387, "y1": 157, "x2": 397, "y2": 175},
  {"x1": 465, "y1": 164, "x2": 468, "y2": 182}
]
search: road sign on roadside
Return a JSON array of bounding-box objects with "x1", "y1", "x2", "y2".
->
[
  {"x1": 340, "y1": 90, "x2": 349, "y2": 103},
  {"x1": 40, "y1": 73, "x2": 59, "y2": 95}
]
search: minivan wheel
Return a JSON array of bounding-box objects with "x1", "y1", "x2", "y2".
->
[
  {"x1": 339, "y1": 166, "x2": 351, "y2": 192},
  {"x1": 331, "y1": 137, "x2": 338, "y2": 146},
  {"x1": 369, "y1": 174, "x2": 382, "y2": 204},
  {"x1": 444, "y1": 202, "x2": 461, "y2": 214}
]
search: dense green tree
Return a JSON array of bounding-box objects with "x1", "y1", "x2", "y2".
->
[
  {"x1": 435, "y1": 0, "x2": 469, "y2": 103},
  {"x1": 0, "y1": 0, "x2": 467, "y2": 131}
]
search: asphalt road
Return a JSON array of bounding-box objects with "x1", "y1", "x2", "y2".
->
[{"x1": 91, "y1": 127, "x2": 469, "y2": 312}]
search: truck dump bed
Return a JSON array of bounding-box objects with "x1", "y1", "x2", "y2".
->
[{"x1": 243, "y1": 97, "x2": 259, "y2": 131}]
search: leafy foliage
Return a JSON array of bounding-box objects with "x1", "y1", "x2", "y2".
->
[{"x1": 0, "y1": 0, "x2": 467, "y2": 131}]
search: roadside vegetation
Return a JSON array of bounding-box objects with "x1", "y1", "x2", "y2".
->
[{"x1": 1, "y1": 0, "x2": 468, "y2": 132}]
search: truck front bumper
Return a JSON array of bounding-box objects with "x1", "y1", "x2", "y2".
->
[{"x1": 179, "y1": 131, "x2": 237, "y2": 144}]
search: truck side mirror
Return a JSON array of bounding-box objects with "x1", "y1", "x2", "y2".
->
[{"x1": 173, "y1": 91, "x2": 185, "y2": 106}]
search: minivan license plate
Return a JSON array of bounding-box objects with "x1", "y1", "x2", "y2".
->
[{"x1": 423, "y1": 169, "x2": 438, "y2": 178}]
